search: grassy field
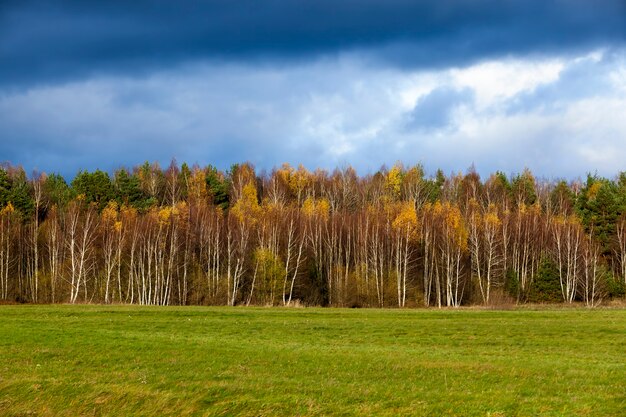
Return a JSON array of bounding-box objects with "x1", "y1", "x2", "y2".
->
[{"x1": 0, "y1": 306, "x2": 624, "y2": 416}]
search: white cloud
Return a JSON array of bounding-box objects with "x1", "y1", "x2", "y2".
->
[
  {"x1": 1, "y1": 48, "x2": 625, "y2": 179},
  {"x1": 449, "y1": 58, "x2": 565, "y2": 108}
]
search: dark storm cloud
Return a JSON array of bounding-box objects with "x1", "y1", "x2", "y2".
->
[{"x1": 1, "y1": 0, "x2": 625, "y2": 88}]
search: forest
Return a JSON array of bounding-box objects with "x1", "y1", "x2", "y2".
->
[{"x1": 1, "y1": 160, "x2": 625, "y2": 307}]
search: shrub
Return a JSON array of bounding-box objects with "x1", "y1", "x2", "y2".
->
[{"x1": 528, "y1": 258, "x2": 562, "y2": 303}]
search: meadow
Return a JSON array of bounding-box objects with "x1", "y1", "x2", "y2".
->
[{"x1": 0, "y1": 306, "x2": 624, "y2": 416}]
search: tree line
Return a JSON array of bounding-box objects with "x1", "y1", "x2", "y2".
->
[{"x1": 1, "y1": 160, "x2": 625, "y2": 307}]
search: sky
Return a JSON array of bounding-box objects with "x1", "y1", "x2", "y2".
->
[{"x1": 1, "y1": 0, "x2": 626, "y2": 179}]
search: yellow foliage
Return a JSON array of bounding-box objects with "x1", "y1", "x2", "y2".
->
[
  {"x1": 587, "y1": 182, "x2": 602, "y2": 201},
  {"x1": 173, "y1": 201, "x2": 189, "y2": 224},
  {"x1": 454, "y1": 223, "x2": 469, "y2": 252},
  {"x1": 242, "y1": 183, "x2": 259, "y2": 206},
  {"x1": 468, "y1": 198, "x2": 480, "y2": 212},
  {"x1": 231, "y1": 182, "x2": 261, "y2": 223},
  {"x1": 0, "y1": 202, "x2": 15, "y2": 216},
  {"x1": 366, "y1": 203, "x2": 382, "y2": 217},
  {"x1": 230, "y1": 203, "x2": 243, "y2": 223},
  {"x1": 120, "y1": 205, "x2": 137, "y2": 222},
  {"x1": 552, "y1": 214, "x2": 582, "y2": 233},
  {"x1": 302, "y1": 197, "x2": 315, "y2": 217},
  {"x1": 301, "y1": 196, "x2": 329, "y2": 220},
  {"x1": 530, "y1": 202, "x2": 542, "y2": 216},
  {"x1": 289, "y1": 164, "x2": 310, "y2": 197},
  {"x1": 432, "y1": 201, "x2": 444, "y2": 216},
  {"x1": 158, "y1": 207, "x2": 173, "y2": 226},
  {"x1": 277, "y1": 162, "x2": 293, "y2": 178},
  {"x1": 188, "y1": 169, "x2": 207, "y2": 201},
  {"x1": 392, "y1": 202, "x2": 419, "y2": 238},
  {"x1": 445, "y1": 206, "x2": 461, "y2": 229},
  {"x1": 175, "y1": 201, "x2": 187, "y2": 213},
  {"x1": 101, "y1": 201, "x2": 119, "y2": 224},
  {"x1": 316, "y1": 198, "x2": 330, "y2": 220},
  {"x1": 567, "y1": 214, "x2": 581, "y2": 227},
  {"x1": 385, "y1": 165, "x2": 402, "y2": 199},
  {"x1": 262, "y1": 195, "x2": 285, "y2": 216},
  {"x1": 484, "y1": 210, "x2": 501, "y2": 228},
  {"x1": 433, "y1": 202, "x2": 468, "y2": 251}
]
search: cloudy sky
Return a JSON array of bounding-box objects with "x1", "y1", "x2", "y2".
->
[{"x1": 1, "y1": 0, "x2": 626, "y2": 179}]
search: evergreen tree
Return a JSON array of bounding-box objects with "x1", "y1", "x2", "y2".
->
[
  {"x1": 179, "y1": 162, "x2": 191, "y2": 202},
  {"x1": 8, "y1": 168, "x2": 34, "y2": 218},
  {"x1": 576, "y1": 175, "x2": 624, "y2": 255},
  {"x1": 114, "y1": 168, "x2": 150, "y2": 209},
  {"x1": 43, "y1": 173, "x2": 73, "y2": 208},
  {"x1": 71, "y1": 170, "x2": 115, "y2": 210},
  {"x1": 0, "y1": 168, "x2": 10, "y2": 208},
  {"x1": 206, "y1": 166, "x2": 229, "y2": 209}
]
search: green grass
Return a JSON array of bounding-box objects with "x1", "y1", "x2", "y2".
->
[{"x1": 0, "y1": 306, "x2": 625, "y2": 416}]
